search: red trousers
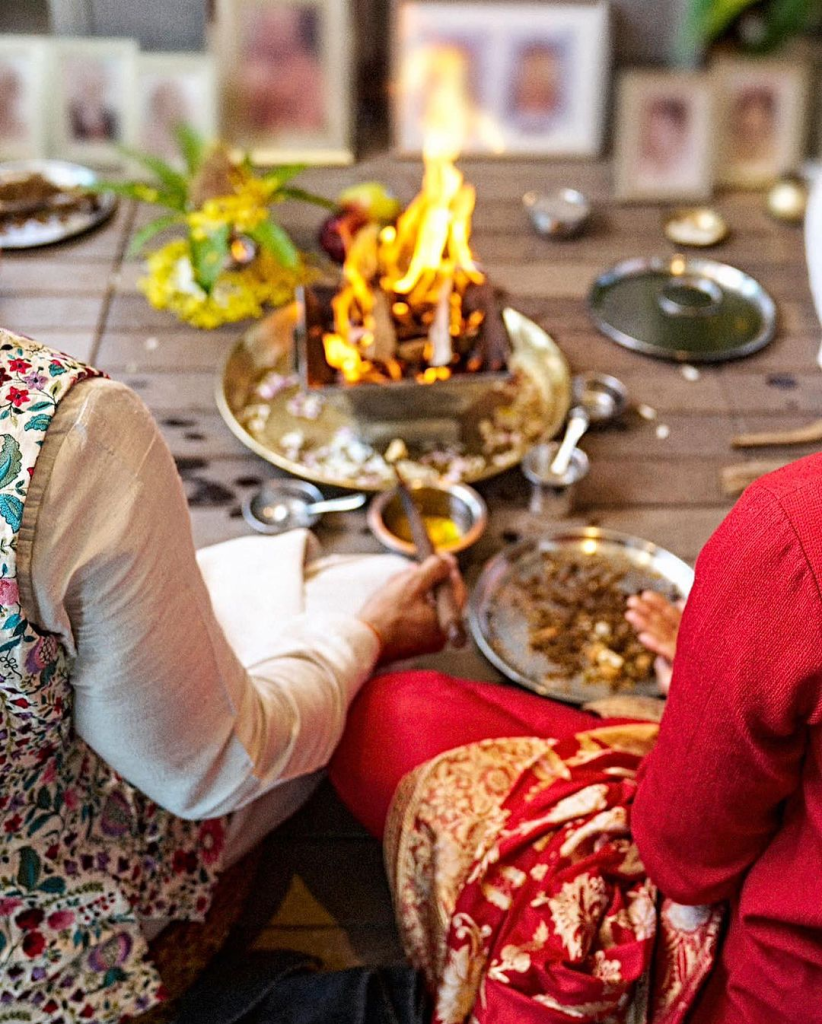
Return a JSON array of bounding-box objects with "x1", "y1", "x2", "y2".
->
[{"x1": 329, "y1": 670, "x2": 623, "y2": 839}]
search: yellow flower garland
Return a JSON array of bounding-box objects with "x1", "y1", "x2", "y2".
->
[{"x1": 140, "y1": 240, "x2": 306, "y2": 330}]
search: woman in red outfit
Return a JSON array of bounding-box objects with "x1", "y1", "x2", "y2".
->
[{"x1": 331, "y1": 453, "x2": 822, "y2": 1023}]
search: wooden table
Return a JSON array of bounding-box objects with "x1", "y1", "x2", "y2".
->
[{"x1": 2, "y1": 157, "x2": 818, "y2": 969}]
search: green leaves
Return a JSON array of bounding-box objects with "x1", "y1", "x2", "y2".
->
[
  {"x1": 260, "y1": 164, "x2": 307, "y2": 190},
  {"x1": 0, "y1": 496, "x2": 23, "y2": 532},
  {"x1": 90, "y1": 180, "x2": 187, "y2": 213},
  {"x1": 190, "y1": 223, "x2": 231, "y2": 294},
  {"x1": 688, "y1": 0, "x2": 818, "y2": 49},
  {"x1": 175, "y1": 123, "x2": 207, "y2": 176},
  {"x1": 278, "y1": 186, "x2": 337, "y2": 211},
  {"x1": 17, "y1": 847, "x2": 40, "y2": 890},
  {"x1": 119, "y1": 147, "x2": 188, "y2": 203},
  {"x1": 0, "y1": 436, "x2": 22, "y2": 491},
  {"x1": 128, "y1": 213, "x2": 187, "y2": 257},
  {"x1": 248, "y1": 221, "x2": 299, "y2": 269}
]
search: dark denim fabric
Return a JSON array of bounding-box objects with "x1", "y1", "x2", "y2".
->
[{"x1": 174, "y1": 950, "x2": 430, "y2": 1024}]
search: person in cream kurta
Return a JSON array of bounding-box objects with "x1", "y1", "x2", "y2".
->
[{"x1": 0, "y1": 333, "x2": 462, "y2": 1024}]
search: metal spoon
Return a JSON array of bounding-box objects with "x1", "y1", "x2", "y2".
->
[
  {"x1": 263, "y1": 493, "x2": 366, "y2": 524},
  {"x1": 550, "y1": 373, "x2": 628, "y2": 477}
]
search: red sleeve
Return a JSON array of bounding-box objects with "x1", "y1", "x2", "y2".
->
[{"x1": 632, "y1": 484, "x2": 822, "y2": 906}]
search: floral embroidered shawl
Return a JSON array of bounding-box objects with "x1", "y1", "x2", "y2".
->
[
  {"x1": 0, "y1": 332, "x2": 226, "y2": 1023},
  {"x1": 385, "y1": 725, "x2": 723, "y2": 1024}
]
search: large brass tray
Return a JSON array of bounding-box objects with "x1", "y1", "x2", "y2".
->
[{"x1": 216, "y1": 306, "x2": 571, "y2": 491}]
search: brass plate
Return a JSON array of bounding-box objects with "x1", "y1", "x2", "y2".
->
[
  {"x1": 470, "y1": 527, "x2": 694, "y2": 704},
  {"x1": 216, "y1": 306, "x2": 571, "y2": 491},
  {"x1": 0, "y1": 160, "x2": 117, "y2": 249}
]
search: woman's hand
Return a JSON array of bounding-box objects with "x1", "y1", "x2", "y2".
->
[
  {"x1": 358, "y1": 554, "x2": 467, "y2": 664},
  {"x1": 625, "y1": 590, "x2": 684, "y2": 696}
]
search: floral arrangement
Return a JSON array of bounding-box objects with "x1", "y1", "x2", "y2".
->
[
  {"x1": 97, "y1": 127, "x2": 334, "y2": 329},
  {"x1": 688, "y1": 0, "x2": 818, "y2": 54}
]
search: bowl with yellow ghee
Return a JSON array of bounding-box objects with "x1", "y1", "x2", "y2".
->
[{"x1": 367, "y1": 481, "x2": 488, "y2": 556}]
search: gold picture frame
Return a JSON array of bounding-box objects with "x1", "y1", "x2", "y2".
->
[
  {"x1": 713, "y1": 56, "x2": 810, "y2": 189},
  {"x1": 214, "y1": 0, "x2": 354, "y2": 166},
  {"x1": 614, "y1": 70, "x2": 716, "y2": 203}
]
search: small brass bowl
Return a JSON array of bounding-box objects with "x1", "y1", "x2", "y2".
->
[
  {"x1": 367, "y1": 480, "x2": 488, "y2": 556},
  {"x1": 663, "y1": 207, "x2": 729, "y2": 248}
]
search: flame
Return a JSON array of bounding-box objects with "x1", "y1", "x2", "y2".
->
[{"x1": 322, "y1": 45, "x2": 498, "y2": 385}]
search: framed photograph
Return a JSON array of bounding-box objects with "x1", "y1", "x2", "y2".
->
[
  {"x1": 215, "y1": 0, "x2": 354, "y2": 165},
  {"x1": 392, "y1": 1, "x2": 611, "y2": 157},
  {"x1": 614, "y1": 71, "x2": 715, "y2": 203},
  {"x1": 51, "y1": 37, "x2": 138, "y2": 168},
  {"x1": 714, "y1": 58, "x2": 810, "y2": 188},
  {"x1": 0, "y1": 35, "x2": 50, "y2": 160},
  {"x1": 137, "y1": 53, "x2": 218, "y2": 166}
]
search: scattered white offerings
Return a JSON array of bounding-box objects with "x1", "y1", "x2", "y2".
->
[{"x1": 238, "y1": 368, "x2": 546, "y2": 487}]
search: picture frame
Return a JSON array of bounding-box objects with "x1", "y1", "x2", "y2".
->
[
  {"x1": 713, "y1": 57, "x2": 810, "y2": 189},
  {"x1": 0, "y1": 35, "x2": 51, "y2": 161},
  {"x1": 50, "y1": 37, "x2": 139, "y2": 168},
  {"x1": 214, "y1": 0, "x2": 354, "y2": 165},
  {"x1": 136, "y1": 53, "x2": 218, "y2": 166},
  {"x1": 613, "y1": 70, "x2": 715, "y2": 203},
  {"x1": 391, "y1": 0, "x2": 611, "y2": 158}
]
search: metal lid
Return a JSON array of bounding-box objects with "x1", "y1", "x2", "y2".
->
[{"x1": 588, "y1": 256, "x2": 777, "y2": 363}]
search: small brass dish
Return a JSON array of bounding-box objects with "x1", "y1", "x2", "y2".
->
[
  {"x1": 663, "y1": 208, "x2": 729, "y2": 248},
  {"x1": 767, "y1": 175, "x2": 808, "y2": 224},
  {"x1": 368, "y1": 480, "x2": 488, "y2": 556}
]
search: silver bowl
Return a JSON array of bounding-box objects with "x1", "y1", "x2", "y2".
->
[
  {"x1": 523, "y1": 188, "x2": 591, "y2": 239},
  {"x1": 242, "y1": 479, "x2": 323, "y2": 535},
  {"x1": 367, "y1": 480, "x2": 488, "y2": 556}
]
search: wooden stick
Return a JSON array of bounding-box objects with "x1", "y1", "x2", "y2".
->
[
  {"x1": 732, "y1": 419, "x2": 822, "y2": 448},
  {"x1": 721, "y1": 459, "x2": 792, "y2": 497}
]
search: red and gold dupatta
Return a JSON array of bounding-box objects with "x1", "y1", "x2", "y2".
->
[{"x1": 385, "y1": 725, "x2": 723, "y2": 1024}]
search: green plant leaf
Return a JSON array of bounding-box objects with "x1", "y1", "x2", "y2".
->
[
  {"x1": 89, "y1": 180, "x2": 188, "y2": 212},
  {"x1": 17, "y1": 847, "x2": 40, "y2": 890},
  {"x1": 259, "y1": 164, "x2": 307, "y2": 191},
  {"x1": 277, "y1": 187, "x2": 337, "y2": 210},
  {"x1": 753, "y1": 0, "x2": 818, "y2": 51},
  {"x1": 128, "y1": 213, "x2": 186, "y2": 257},
  {"x1": 175, "y1": 123, "x2": 207, "y2": 176},
  {"x1": 0, "y1": 436, "x2": 22, "y2": 490},
  {"x1": 189, "y1": 224, "x2": 230, "y2": 294},
  {"x1": 248, "y1": 220, "x2": 299, "y2": 269},
  {"x1": 119, "y1": 147, "x2": 188, "y2": 198}
]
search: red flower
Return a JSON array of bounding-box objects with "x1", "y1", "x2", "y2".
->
[
  {"x1": 15, "y1": 907, "x2": 44, "y2": 931},
  {"x1": 172, "y1": 850, "x2": 197, "y2": 874},
  {"x1": 6, "y1": 387, "x2": 29, "y2": 408},
  {"x1": 4, "y1": 814, "x2": 22, "y2": 834},
  {"x1": 47, "y1": 910, "x2": 75, "y2": 930},
  {"x1": 80, "y1": 1005, "x2": 95, "y2": 1018},
  {"x1": 0, "y1": 370, "x2": 11, "y2": 386},
  {"x1": 8, "y1": 359, "x2": 31, "y2": 374},
  {"x1": 198, "y1": 820, "x2": 225, "y2": 866},
  {"x1": 44, "y1": 1000, "x2": 59, "y2": 1014},
  {"x1": 21, "y1": 930, "x2": 46, "y2": 957}
]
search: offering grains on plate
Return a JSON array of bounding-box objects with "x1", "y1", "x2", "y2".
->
[
  {"x1": 0, "y1": 173, "x2": 101, "y2": 227},
  {"x1": 508, "y1": 550, "x2": 675, "y2": 691},
  {"x1": 471, "y1": 531, "x2": 693, "y2": 703}
]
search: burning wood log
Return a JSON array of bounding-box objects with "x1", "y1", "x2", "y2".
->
[
  {"x1": 463, "y1": 277, "x2": 510, "y2": 372},
  {"x1": 428, "y1": 276, "x2": 453, "y2": 367}
]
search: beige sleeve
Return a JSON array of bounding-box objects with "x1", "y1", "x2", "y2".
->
[{"x1": 17, "y1": 378, "x2": 379, "y2": 820}]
